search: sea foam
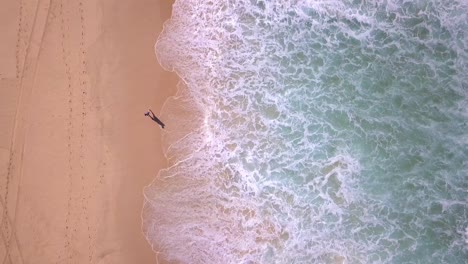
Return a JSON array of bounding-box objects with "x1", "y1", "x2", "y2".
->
[{"x1": 143, "y1": 0, "x2": 468, "y2": 263}]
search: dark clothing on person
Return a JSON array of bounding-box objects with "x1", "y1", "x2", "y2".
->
[{"x1": 145, "y1": 109, "x2": 165, "y2": 129}]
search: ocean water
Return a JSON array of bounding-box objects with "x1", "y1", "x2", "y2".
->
[{"x1": 142, "y1": 0, "x2": 468, "y2": 263}]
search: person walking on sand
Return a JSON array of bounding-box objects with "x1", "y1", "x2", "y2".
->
[{"x1": 145, "y1": 109, "x2": 165, "y2": 129}]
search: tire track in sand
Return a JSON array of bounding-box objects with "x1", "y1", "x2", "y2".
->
[
  {"x1": 57, "y1": 1, "x2": 75, "y2": 262},
  {"x1": 0, "y1": 0, "x2": 26, "y2": 255},
  {"x1": 0, "y1": 196, "x2": 24, "y2": 264},
  {"x1": 76, "y1": 1, "x2": 95, "y2": 262},
  {"x1": 1, "y1": 153, "x2": 14, "y2": 264},
  {"x1": 3, "y1": 0, "x2": 50, "y2": 263},
  {"x1": 14, "y1": 0, "x2": 24, "y2": 79},
  {"x1": 1, "y1": 0, "x2": 30, "y2": 262}
]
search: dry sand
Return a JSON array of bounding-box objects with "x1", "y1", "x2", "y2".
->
[{"x1": 0, "y1": 0, "x2": 177, "y2": 263}]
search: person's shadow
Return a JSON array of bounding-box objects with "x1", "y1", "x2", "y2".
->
[{"x1": 145, "y1": 109, "x2": 165, "y2": 129}]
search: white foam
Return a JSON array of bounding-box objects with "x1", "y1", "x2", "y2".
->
[
  {"x1": 144, "y1": 0, "x2": 468, "y2": 262},
  {"x1": 464, "y1": 226, "x2": 468, "y2": 248}
]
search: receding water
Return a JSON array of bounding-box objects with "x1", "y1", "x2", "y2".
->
[{"x1": 142, "y1": 0, "x2": 468, "y2": 263}]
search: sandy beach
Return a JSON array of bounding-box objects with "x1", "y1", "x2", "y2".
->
[{"x1": 0, "y1": 0, "x2": 176, "y2": 263}]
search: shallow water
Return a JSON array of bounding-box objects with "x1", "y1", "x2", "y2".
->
[{"x1": 142, "y1": 0, "x2": 468, "y2": 263}]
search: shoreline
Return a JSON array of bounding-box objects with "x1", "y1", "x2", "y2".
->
[
  {"x1": 0, "y1": 0, "x2": 177, "y2": 263},
  {"x1": 92, "y1": 0, "x2": 178, "y2": 263}
]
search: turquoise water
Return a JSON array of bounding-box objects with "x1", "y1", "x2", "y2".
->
[{"x1": 143, "y1": 0, "x2": 468, "y2": 263}]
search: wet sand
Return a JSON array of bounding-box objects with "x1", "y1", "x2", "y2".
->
[{"x1": 0, "y1": 0, "x2": 177, "y2": 263}]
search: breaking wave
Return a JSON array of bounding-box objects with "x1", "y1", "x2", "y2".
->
[{"x1": 143, "y1": 0, "x2": 468, "y2": 263}]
